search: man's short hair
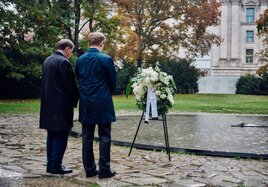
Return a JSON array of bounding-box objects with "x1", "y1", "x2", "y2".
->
[
  {"x1": 88, "y1": 32, "x2": 106, "y2": 46},
  {"x1": 57, "y1": 39, "x2": 74, "y2": 50}
]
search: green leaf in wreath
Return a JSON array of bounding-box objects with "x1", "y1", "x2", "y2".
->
[
  {"x1": 125, "y1": 80, "x2": 133, "y2": 98},
  {"x1": 171, "y1": 78, "x2": 177, "y2": 92}
]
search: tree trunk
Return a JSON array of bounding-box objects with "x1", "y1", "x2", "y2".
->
[
  {"x1": 137, "y1": 56, "x2": 142, "y2": 67},
  {"x1": 136, "y1": 35, "x2": 142, "y2": 67},
  {"x1": 74, "y1": 0, "x2": 81, "y2": 54},
  {"x1": 89, "y1": 19, "x2": 94, "y2": 32}
]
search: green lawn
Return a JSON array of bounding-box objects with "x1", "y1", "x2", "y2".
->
[{"x1": 0, "y1": 94, "x2": 268, "y2": 114}]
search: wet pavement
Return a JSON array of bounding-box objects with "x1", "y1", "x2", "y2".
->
[{"x1": 0, "y1": 113, "x2": 268, "y2": 187}]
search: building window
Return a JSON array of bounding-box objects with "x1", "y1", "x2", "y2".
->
[
  {"x1": 246, "y1": 49, "x2": 254, "y2": 63},
  {"x1": 246, "y1": 8, "x2": 255, "y2": 23},
  {"x1": 246, "y1": 31, "x2": 254, "y2": 42}
]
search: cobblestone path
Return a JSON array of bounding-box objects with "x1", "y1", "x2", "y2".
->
[{"x1": 0, "y1": 114, "x2": 267, "y2": 187}]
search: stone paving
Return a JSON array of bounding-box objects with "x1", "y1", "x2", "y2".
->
[{"x1": 0, "y1": 113, "x2": 268, "y2": 187}]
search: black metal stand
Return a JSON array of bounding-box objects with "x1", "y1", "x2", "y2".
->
[{"x1": 128, "y1": 111, "x2": 171, "y2": 161}]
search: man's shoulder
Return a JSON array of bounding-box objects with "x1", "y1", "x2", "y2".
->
[
  {"x1": 77, "y1": 53, "x2": 89, "y2": 61},
  {"x1": 96, "y1": 52, "x2": 112, "y2": 62},
  {"x1": 78, "y1": 51, "x2": 112, "y2": 61},
  {"x1": 46, "y1": 52, "x2": 66, "y2": 61},
  {"x1": 44, "y1": 52, "x2": 69, "y2": 66}
]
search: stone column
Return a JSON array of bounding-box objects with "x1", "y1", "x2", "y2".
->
[
  {"x1": 226, "y1": 0, "x2": 232, "y2": 61},
  {"x1": 219, "y1": 0, "x2": 229, "y2": 60},
  {"x1": 230, "y1": 0, "x2": 241, "y2": 61}
]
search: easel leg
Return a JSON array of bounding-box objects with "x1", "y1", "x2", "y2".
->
[
  {"x1": 128, "y1": 111, "x2": 144, "y2": 156},
  {"x1": 162, "y1": 114, "x2": 171, "y2": 161}
]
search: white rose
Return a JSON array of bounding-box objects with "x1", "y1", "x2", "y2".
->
[
  {"x1": 132, "y1": 82, "x2": 137, "y2": 89},
  {"x1": 155, "y1": 90, "x2": 161, "y2": 96},
  {"x1": 167, "y1": 94, "x2": 174, "y2": 104},
  {"x1": 160, "y1": 94, "x2": 166, "y2": 99},
  {"x1": 144, "y1": 77, "x2": 151, "y2": 84}
]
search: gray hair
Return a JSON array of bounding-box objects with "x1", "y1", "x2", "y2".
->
[
  {"x1": 88, "y1": 32, "x2": 106, "y2": 46},
  {"x1": 56, "y1": 39, "x2": 74, "y2": 50}
]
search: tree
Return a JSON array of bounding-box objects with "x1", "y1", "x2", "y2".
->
[
  {"x1": 256, "y1": 9, "x2": 268, "y2": 60},
  {"x1": 0, "y1": 0, "x2": 75, "y2": 77},
  {"x1": 111, "y1": 0, "x2": 221, "y2": 67},
  {"x1": 0, "y1": 0, "x2": 77, "y2": 98},
  {"x1": 78, "y1": 0, "x2": 123, "y2": 58},
  {"x1": 0, "y1": 0, "x2": 121, "y2": 98},
  {"x1": 160, "y1": 59, "x2": 201, "y2": 94}
]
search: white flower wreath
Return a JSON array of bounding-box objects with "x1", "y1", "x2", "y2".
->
[{"x1": 126, "y1": 66, "x2": 177, "y2": 114}]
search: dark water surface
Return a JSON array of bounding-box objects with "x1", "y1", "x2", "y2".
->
[{"x1": 73, "y1": 114, "x2": 268, "y2": 154}]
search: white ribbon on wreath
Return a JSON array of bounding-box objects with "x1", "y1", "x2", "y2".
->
[{"x1": 145, "y1": 88, "x2": 158, "y2": 123}]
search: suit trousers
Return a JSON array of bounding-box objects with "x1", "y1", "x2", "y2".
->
[
  {"x1": 82, "y1": 123, "x2": 111, "y2": 175},
  {"x1": 46, "y1": 130, "x2": 69, "y2": 170}
]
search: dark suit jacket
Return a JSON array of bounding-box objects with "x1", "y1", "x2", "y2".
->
[
  {"x1": 75, "y1": 48, "x2": 116, "y2": 125},
  {"x1": 39, "y1": 51, "x2": 79, "y2": 131}
]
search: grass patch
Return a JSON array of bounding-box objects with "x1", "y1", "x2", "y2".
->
[
  {"x1": 170, "y1": 94, "x2": 268, "y2": 114},
  {"x1": 0, "y1": 94, "x2": 268, "y2": 114},
  {"x1": 0, "y1": 99, "x2": 40, "y2": 113}
]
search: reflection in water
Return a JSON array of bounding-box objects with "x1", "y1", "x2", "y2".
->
[
  {"x1": 72, "y1": 114, "x2": 268, "y2": 154},
  {"x1": 110, "y1": 114, "x2": 268, "y2": 154}
]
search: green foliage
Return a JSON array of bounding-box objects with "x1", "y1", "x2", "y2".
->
[
  {"x1": 256, "y1": 9, "x2": 268, "y2": 60},
  {"x1": 125, "y1": 80, "x2": 133, "y2": 98},
  {"x1": 260, "y1": 72, "x2": 268, "y2": 95},
  {"x1": 235, "y1": 74, "x2": 262, "y2": 95},
  {"x1": 0, "y1": 0, "x2": 123, "y2": 99},
  {"x1": 236, "y1": 64, "x2": 268, "y2": 95},
  {"x1": 160, "y1": 59, "x2": 200, "y2": 94},
  {"x1": 0, "y1": 0, "x2": 75, "y2": 98},
  {"x1": 78, "y1": 1, "x2": 123, "y2": 58},
  {"x1": 114, "y1": 63, "x2": 138, "y2": 95}
]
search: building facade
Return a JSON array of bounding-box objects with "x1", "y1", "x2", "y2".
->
[
  {"x1": 197, "y1": 0, "x2": 267, "y2": 93},
  {"x1": 211, "y1": 0, "x2": 267, "y2": 76}
]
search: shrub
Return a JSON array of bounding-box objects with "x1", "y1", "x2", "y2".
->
[
  {"x1": 114, "y1": 63, "x2": 137, "y2": 95},
  {"x1": 159, "y1": 59, "x2": 200, "y2": 94},
  {"x1": 257, "y1": 64, "x2": 268, "y2": 95},
  {"x1": 0, "y1": 75, "x2": 41, "y2": 99},
  {"x1": 235, "y1": 74, "x2": 262, "y2": 95},
  {"x1": 259, "y1": 71, "x2": 268, "y2": 95}
]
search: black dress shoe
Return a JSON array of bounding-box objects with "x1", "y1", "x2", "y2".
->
[
  {"x1": 50, "y1": 165, "x2": 73, "y2": 174},
  {"x1": 99, "y1": 170, "x2": 116, "y2": 179},
  {"x1": 86, "y1": 170, "x2": 98, "y2": 178}
]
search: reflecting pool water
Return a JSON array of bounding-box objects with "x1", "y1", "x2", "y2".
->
[{"x1": 73, "y1": 114, "x2": 268, "y2": 154}]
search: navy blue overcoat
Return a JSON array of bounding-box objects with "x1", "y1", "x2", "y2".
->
[{"x1": 75, "y1": 48, "x2": 116, "y2": 125}]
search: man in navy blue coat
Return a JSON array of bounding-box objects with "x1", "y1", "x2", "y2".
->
[
  {"x1": 40, "y1": 39, "x2": 79, "y2": 174},
  {"x1": 75, "y1": 32, "x2": 116, "y2": 179}
]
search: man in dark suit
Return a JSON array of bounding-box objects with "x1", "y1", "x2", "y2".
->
[
  {"x1": 75, "y1": 32, "x2": 116, "y2": 179},
  {"x1": 40, "y1": 39, "x2": 79, "y2": 174}
]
